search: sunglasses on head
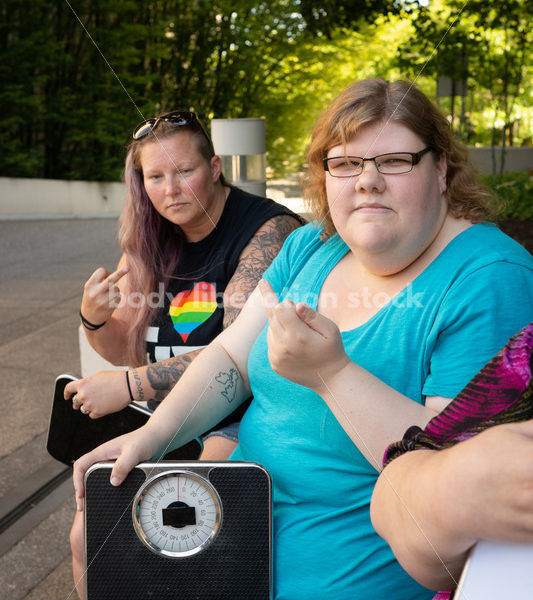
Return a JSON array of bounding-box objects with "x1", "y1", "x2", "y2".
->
[{"x1": 132, "y1": 110, "x2": 213, "y2": 149}]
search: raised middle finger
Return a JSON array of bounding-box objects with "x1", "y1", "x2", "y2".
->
[{"x1": 106, "y1": 265, "x2": 129, "y2": 287}]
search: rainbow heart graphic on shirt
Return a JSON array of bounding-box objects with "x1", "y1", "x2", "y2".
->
[{"x1": 169, "y1": 282, "x2": 217, "y2": 342}]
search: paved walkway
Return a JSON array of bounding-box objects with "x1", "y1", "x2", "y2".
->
[
  {"x1": 0, "y1": 218, "x2": 121, "y2": 599},
  {"x1": 0, "y1": 181, "x2": 302, "y2": 599}
]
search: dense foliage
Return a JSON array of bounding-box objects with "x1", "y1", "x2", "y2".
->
[
  {"x1": 0, "y1": 0, "x2": 531, "y2": 181},
  {"x1": 484, "y1": 173, "x2": 533, "y2": 220}
]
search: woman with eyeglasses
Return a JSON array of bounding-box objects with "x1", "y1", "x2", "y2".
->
[
  {"x1": 65, "y1": 110, "x2": 303, "y2": 598},
  {"x1": 73, "y1": 80, "x2": 533, "y2": 599}
]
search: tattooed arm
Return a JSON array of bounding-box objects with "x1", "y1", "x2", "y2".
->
[
  {"x1": 73, "y1": 285, "x2": 269, "y2": 502},
  {"x1": 134, "y1": 213, "x2": 301, "y2": 406},
  {"x1": 222, "y1": 214, "x2": 302, "y2": 327},
  {"x1": 144, "y1": 351, "x2": 198, "y2": 406},
  {"x1": 65, "y1": 214, "x2": 301, "y2": 417}
]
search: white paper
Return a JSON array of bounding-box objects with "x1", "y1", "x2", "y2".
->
[{"x1": 455, "y1": 539, "x2": 533, "y2": 598}]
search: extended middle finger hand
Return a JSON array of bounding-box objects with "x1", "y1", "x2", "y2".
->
[
  {"x1": 104, "y1": 267, "x2": 128, "y2": 303},
  {"x1": 259, "y1": 280, "x2": 297, "y2": 331},
  {"x1": 106, "y1": 265, "x2": 129, "y2": 286}
]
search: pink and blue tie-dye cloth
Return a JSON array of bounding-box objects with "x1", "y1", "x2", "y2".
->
[{"x1": 383, "y1": 322, "x2": 533, "y2": 600}]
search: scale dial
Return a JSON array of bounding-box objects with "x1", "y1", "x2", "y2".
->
[{"x1": 132, "y1": 470, "x2": 222, "y2": 558}]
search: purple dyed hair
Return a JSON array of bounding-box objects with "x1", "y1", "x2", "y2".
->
[{"x1": 118, "y1": 120, "x2": 228, "y2": 366}]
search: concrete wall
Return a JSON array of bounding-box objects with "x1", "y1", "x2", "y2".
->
[
  {"x1": 0, "y1": 146, "x2": 531, "y2": 219},
  {"x1": 0, "y1": 177, "x2": 269, "y2": 220},
  {"x1": 468, "y1": 146, "x2": 533, "y2": 175},
  {"x1": 0, "y1": 177, "x2": 125, "y2": 219}
]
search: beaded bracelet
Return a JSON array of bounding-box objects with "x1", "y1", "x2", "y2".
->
[{"x1": 79, "y1": 311, "x2": 107, "y2": 331}]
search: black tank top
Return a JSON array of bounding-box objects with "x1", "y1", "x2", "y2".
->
[{"x1": 145, "y1": 186, "x2": 300, "y2": 363}]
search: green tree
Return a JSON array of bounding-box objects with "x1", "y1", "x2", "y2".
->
[
  {"x1": 257, "y1": 13, "x2": 415, "y2": 175},
  {"x1": 2, "y1": 1, "x2": 530, "y2": 181},
  {"x1": 396, "y1": 0, "x2": 532, "y2": 174},
  {"x1": 0, "y1": 0, "x2": 402, "y2": 181},
  {"x1": 0, "y1": 0, "x2": 151, "y2": 179}
]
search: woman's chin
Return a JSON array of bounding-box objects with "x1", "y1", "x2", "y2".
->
[{"x1": 350, "y1": 229, "x2": 397, "y2": 256}]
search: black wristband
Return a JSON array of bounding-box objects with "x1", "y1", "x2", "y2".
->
[
  {"x1": 79, "y1": 310, "x2": 107, "y2": 331},
  {"x1": 125, "y1": 370, "x2": 135, "y2": 403}
]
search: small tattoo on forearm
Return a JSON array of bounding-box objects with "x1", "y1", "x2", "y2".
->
[
  {"x1": 214, "y1": 368, "x2": 239, "y2": 403},
  {"x1": 131, "y1": 369, "x2": 145, "y2": 402}
]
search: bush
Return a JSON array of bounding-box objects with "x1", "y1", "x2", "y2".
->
[{"x1": 481, "y1": 172, "x2": 533, "y2": 220}]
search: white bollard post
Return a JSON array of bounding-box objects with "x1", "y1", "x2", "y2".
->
[{"x1": 210, "y1": 118, "x2": 266, "y2": 196}]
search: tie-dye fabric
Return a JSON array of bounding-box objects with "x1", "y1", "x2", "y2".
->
[
  {"x1": 383, "y1": 322, "x2": 533, "y2": 600},
  {"x1": 384, "y1": 322, "x2": 533, "y2": 464}
]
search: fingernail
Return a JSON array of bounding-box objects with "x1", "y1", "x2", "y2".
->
[
  {"x1": 296, "y1": 302, "x2": 311, "y2": 319},
  {"x1": 110, "y1": 476, "x2": 120, "y2": 486}
]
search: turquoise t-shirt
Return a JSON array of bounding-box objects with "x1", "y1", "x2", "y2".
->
[{"x1": 231, "y1": 222, "x2": 533, "y2": 600}]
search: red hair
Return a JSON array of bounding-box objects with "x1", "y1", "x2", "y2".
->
[{"x1": 304, "y1": 78, "x2": 494, "y2": 238}]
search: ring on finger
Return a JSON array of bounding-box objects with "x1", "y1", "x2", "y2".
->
[
  {"x1": 80, "y1": 406, "x2": 90, "y2": 415},
  {"x1": 72, "y1": 394, "x2": 79, "y2": 405}
]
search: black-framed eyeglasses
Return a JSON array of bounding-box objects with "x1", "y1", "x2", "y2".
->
[
  {"x1": 323, "y1": 147, "x2": 435, "y2": 177},
  {"x1": 132, "y1": 110, "x2": 213, "y2": 149}
]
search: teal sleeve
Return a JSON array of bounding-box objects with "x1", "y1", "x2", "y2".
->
[{"x1": 423, "y1": 260, "x2": 533, "y2": 398}]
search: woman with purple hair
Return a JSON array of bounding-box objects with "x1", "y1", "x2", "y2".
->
[
  {"x1": 65, "y1": 110, "x2": 302, "y2": 598},
  {"x1": 66, "y1": 111, "x2": 301, "y2": 447}
]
